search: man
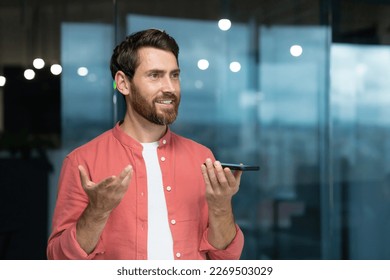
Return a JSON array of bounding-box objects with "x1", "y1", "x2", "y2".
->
[{"x1": 47, "y1": 29, "x2": 244, "y2": 260}]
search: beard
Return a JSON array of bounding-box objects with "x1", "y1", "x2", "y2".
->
[{"x1": 129, "y1": 83, "x2": 180, "y2": 125}]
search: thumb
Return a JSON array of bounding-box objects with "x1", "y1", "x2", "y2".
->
[{"x1": 234, "y1": 170, "x2": 243, "y2": 185}]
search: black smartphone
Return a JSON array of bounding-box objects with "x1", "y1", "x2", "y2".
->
[{"x1": 220, "y1": 163, "x2": 260, "y2": 171}]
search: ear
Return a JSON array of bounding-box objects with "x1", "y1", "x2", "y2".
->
[{"x1": 114, "y1": 71, "x2": 131, "y2": 96}]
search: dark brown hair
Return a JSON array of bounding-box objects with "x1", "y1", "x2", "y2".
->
[{"x1": 110, "y1": 29, "x2": 180, "y2": 80}]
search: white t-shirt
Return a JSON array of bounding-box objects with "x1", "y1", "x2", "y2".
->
[{"x1": 142, "y1": 142, "x2": 174, "y2": 260}]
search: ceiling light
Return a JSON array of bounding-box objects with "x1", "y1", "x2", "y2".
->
[
  {"x1": 77, "y1": 67, "x2": 89, "y2": 76},
  {"x1": 229, "y1": 61, "x2": 241, "y2": 72},
  {"x1": 218, "y1": 19, "x2": 231, "y2": 31},
  {"x1": 290, "y1": 45, "x2": 303, "y2": 57},
  {"x1": 24, "y1": 69, "x2": 35, "y2": 80},
  {"x1": 0, "y1": 76, "x2": 6, "y2": 87},
  {"x1": 51, "y1": 64, "x2": 62, "y2": 75},
  {"x1": 197, "y1": 59, "x2": 209, "y2": 70},
  {"x1": 33, "y1": 58, "x2": 45, "y2": 69}
]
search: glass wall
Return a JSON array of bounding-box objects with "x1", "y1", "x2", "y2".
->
[
  {"x1": 0, "y1": 0, "x2": 390, "y2": 260},
  {"x1": 331, "y1": 44, "x2": 390, "y2": 259},
  {"x1": 257, "y1": 25, "x2": 330, "y2": 259}
]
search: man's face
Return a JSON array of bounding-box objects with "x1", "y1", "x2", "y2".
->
[{"x1": 129, "y1": 47, "x2": 181, "y2": 126}]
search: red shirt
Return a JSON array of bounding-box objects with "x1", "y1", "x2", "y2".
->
[{"x1": 47, "y1": 123, "x2": 244, "y2": 260}]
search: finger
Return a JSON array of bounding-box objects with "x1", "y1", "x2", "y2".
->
[
  {"x1": 234, "y1": 170, "x2": 243, "y2": 183},
  {"x1": 78, "y1": 165, "x2": 92, "y2": 188},
  {"x1": 201, "y1": 163, "x2": 212, "y2": 188},
  {"x1": 119, "y1": 165, "x2": 133, "y2": 187},
  {"x1": 118, "y1": 165, "x2": 133, "y2": 182},
  {"x1": 225, "y1": 168, "x2": 243, "y2": 188},
  {"x1": 204, "y1": 158, "x2": 218, "y2": 187},
  {"x1": 213, "y1": 161, "x2": 229, "y2": 185}
]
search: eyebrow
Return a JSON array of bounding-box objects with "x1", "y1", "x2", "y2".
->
[{"x1": 146, "y1": 68, "x2": 180, "y2": 74}]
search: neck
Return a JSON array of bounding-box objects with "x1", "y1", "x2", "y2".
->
[{"x1": 120, "y1": 111, "x2": 168, "y2": 143}]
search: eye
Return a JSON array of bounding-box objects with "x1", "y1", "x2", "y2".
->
[
  {"x1": 171, "y1": 72, "x2": 180, "y2": 80},
  {"x1": 149, "y1": 72, "x2": 160, "y2": 79}
]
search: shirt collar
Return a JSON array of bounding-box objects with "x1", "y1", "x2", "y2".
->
[{"x1": 112, "y1": 121, "x2": 172, "y2": 150}]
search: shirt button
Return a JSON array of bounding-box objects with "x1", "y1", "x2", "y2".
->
[
  {"x1": 176, "y1": 252, "x2": 181, "y2": 258},
  {"x1": 161, "y1": 156, "x2": 166, "y2": 162},
  {"x1": 141, "y1": 192, "x2": 144, "y2": 196},
  {"x1": 171, "y1": 219, "x2": 176, "y2": 225},
  {"x1": 166, "y1": 186, "x2": 172, "y2": 191},
  {"x1": 162, "y1": 139, "x2": 167, "y2": 144}
]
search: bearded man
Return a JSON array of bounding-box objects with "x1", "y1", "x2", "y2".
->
[{"x1": 47, "y1": 29, "x2": 244, "y2": 260}]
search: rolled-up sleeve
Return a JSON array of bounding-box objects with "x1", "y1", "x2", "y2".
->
[
  {"x1": 199, "y1": 224, "x2": 244, "y2": 260},
  {"x1": 47, "y1": 223, "x2": 106, "y2": 260},
  {"x1": 47, "y1": 156, "x2": 104, "y2": 260}
]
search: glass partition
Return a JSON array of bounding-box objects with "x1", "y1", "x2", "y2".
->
[
  {"x1": 123, "y1": 14, "x2": 332, "y2": 259},
  {"x1": 257, "y1": 25, "x2": 330, "y2": 259},
  {"x1": 331, "y1": 44, "x2": 390, "y2": 259},
  {"x1": 1, "y1": 0, "x2": 390, "y2": 260}
]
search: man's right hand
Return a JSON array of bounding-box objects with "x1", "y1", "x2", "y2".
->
[
  {"x1": 78, "y1": 164, "x2": 133, "y2": 216},
  {"x1": 76, "y1": 164, "x2": 133, "y2": 254}
]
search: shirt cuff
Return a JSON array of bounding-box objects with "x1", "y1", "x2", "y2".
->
[
  {"x1": 199, "y1": 224, "x2": 244, "y2": 260},
  {"x1": 55, "y1": 223, "x2": 106, "y2": 260}
]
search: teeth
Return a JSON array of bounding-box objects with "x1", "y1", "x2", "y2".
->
[{"x1": 157, "y1": 100, "x2": 173, "y2": 104}]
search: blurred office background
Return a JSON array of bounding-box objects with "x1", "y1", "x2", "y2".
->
[{"x1": 0, "y1": 0, "x2": 390, "y2": 260}]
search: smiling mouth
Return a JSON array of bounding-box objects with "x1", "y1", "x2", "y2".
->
[{"x1": 155, "y1": 100, "x2": 174, "y2": 105}]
